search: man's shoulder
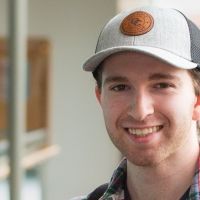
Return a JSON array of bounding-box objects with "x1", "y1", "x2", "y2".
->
[{"x1": 70, "y1": 183, "x2": 108, "y2": 200}]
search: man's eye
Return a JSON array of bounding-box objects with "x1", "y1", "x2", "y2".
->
[
  {"x1": 111, "y1": 84, "x2": 130, "y2": 91},
  {"x1": 154, "y1": 83, "x2": 173, "y2": 89}
]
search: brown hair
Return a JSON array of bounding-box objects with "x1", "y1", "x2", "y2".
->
[
  {"x1": 93, "y1": 66, "x2": 102, "y2": 89},
  {"x1": 188, "y1": 68, "x2": 200, "y2": 96}
]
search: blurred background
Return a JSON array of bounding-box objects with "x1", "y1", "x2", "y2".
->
[{"x1": 0, "y1": 0, "x2": 199, "y2": 200}]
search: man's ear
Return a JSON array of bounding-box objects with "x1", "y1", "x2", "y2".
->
[
  {"x1": 193, "y1": 96, "x2": 200, "y2": 120},
  {"x1": 95, "y1": 85, "x2": 102, "y2": 104}
]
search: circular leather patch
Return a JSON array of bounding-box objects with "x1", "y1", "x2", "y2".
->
[{"x1": 120, "y1": 11, "x2": 154, "y2": 36}]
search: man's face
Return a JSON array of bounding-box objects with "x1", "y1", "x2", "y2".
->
[{"x1": 95, "y1": 52, "x2": 200, "y2": 166}]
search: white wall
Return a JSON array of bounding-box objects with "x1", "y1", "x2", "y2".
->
[
  {"x1": 152, "y1": 0, "x2": 200, "y2": 15},
  {"x1": 27, "y1": 1, "x2": 120, "y2": 200},
  {"x1": 117, "y1": 0, "x2": 153, "y2": 12}
]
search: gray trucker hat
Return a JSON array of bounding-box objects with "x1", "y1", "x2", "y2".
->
[{"x1": 83, "y1": 6, "x2": 200, "y2": 72}]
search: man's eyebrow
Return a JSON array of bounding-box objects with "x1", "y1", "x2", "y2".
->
[
  {"x1": 103, "y1": 73, "x2": 181, "y2": 86},
  {"x1": 148, "y1": 73, "x2": 181, "y2": 82},
  {"x1": 103, "y1": 76, "x2": 128, "y2": 85}
]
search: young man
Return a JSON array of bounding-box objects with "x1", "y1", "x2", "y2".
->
[{"x1": 76, "y1": 6, "x2": 200, "y2": 200}]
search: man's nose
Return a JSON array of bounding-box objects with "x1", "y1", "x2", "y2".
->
[{"x1": 127, "y1": 92, "x2": 154, "y2": 121}]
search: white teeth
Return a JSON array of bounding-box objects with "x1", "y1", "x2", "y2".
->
[{"x1": 128, "y1": 126, "x2": 162, "y2": 136}]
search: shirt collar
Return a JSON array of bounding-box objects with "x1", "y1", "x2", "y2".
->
[
  {"x1": 100, "y1": 158, "x2": 127, "y2": 199},
  {"x1": 100, "y1": 155, "x2": 200, "y2": 200}
]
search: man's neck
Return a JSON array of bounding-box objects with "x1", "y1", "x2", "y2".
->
[{"x1": 127, "y1": 138, "x2": 199, "y2": 200}]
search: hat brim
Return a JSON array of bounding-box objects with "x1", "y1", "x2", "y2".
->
[{"x1": 83, "y1": 46, "x2": 198, "y2": 71}]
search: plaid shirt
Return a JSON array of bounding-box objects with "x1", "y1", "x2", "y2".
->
[{"x1": 74, "y1": 156, "x2": 200, "y2": 200}]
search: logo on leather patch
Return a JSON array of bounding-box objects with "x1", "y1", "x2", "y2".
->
[{"x1": 120, "y1": 11, "x2": 154, "y2": 36}]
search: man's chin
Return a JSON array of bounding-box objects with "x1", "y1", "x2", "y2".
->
[
  {"x1": 126, "y1": 153, "x2": 166, "y2": 167},
  {"x1": 128, "y1": 158, "x2": 159, "y2": 167}
]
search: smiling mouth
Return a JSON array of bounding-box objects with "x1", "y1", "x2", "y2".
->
[{"x1": 127, "y1": 125, "x2": 163, "y2": 136}]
